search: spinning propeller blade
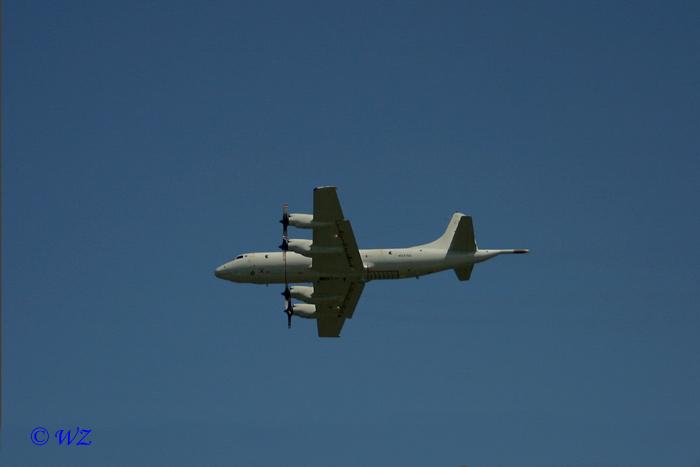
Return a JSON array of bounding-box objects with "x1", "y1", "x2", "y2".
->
[
  {"x1": 280, "y1": 204, "x2": 292, "y2": 328},
  {"x1": 280, "y1": 203, "x2": 289, "y2": 238},
  {"x1": 282, "y1": 290, "x2": 293, "y2": 329},
  {"x1": 279, "y1": 203, "x2": 289, "y2": 251}
]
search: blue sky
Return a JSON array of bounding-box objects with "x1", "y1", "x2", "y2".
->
[{"x1": 2, "y1": 1, "x2": 699, "y2": 466}]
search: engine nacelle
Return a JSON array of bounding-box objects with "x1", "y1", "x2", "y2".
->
[
  {"x1": 288, "y1": 213, "x2": 314, "y2": 228},
  {"x1": 290, "y1": 286, "x2": 343, "y2": 304},
  {"x1": 287, "y1": 239, "x2": 343, "y2": 258},
  {"x1": 288, "y1": 213, "x2": 333, "y2": 229},
  {"x1": 292, "y1": 303, "x2": 316, "y2": 319},
  {"x1": 287, "y1": 239, "x2": 312, "y2": 257},
  {"x1": 289, "y1": 286, "x2": 314, "y2": 303}
]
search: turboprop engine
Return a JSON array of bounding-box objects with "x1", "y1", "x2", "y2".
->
[
  {"x1": 290, "y1": 285, "x2": 344, "y2": 305},
  {"x1": 290, "y1": 286, "x2": 314, "y2": 303},
  {"x1": 289, "y1": 213, "x2": 333, "y2": 229},
  {"x1": 292, "y1": 304, "x2": 316, "y2": 318},
  {"x1": 287, "y1": 239, "x2": 312, "y2": 257},
  {"x1": 288, "y1": 213, "x2": 314, "y2": 228},
  {"x1": 288, "y1": 239, "x2": 343, "y2": 258}
]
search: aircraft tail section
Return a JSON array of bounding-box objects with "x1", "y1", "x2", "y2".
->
[
  {"x1": 421, "y1": 213, "x2": 478, "y2": 281},
  {"x1": 429, "y1": 213, "x2": 477, "y2": 253}
]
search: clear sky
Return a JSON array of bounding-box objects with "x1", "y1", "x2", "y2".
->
[{"x1": 2, "y1": 1, "x2": 699, "y2": 466}]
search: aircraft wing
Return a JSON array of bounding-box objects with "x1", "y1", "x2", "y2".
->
[
  {"x1": 313, "y1": 279, "x2": 365, "y2": 337},
  {"x1": 311, "y1": 187, "x2": 364, "y2": 276}
]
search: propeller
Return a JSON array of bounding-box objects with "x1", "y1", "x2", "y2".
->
[
  {"x1": 282, "y1": 286, "x2": 293, "y2": 329},
  {"x1": 279, "y1": 203, "x2": 289, "y2": 244},
  {"x1": 279, "y1": 204, "x2": 292, "y2": 328}
]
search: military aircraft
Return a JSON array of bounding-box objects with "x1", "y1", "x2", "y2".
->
[{"x1": 215, "y1": 186, "x2": 528, "y2": 337}]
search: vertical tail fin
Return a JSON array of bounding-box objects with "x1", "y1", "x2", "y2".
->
[
  {"x1": 424, "y1": 213, "x2": 478, "y2": 281},
  {"x1": 429, "y1": 213, "x2": 477, "y2": 253}
]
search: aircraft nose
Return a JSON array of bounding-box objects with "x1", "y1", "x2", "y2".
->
[{"x1": 214, "y1": 265, "x2": 226, "y2": 279}]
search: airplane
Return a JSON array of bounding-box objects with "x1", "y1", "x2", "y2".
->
[{"x1": 214, "y1": 186, "x2": 528, "y2": 337}]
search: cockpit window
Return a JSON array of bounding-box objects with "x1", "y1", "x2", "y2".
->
[{"x1": 236, "y1": 255, "x2": 243, "y2": 259}]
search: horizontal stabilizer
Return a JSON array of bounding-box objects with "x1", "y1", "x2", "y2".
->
[{"x1": 454, "y1": 265, "x2": 474, "y2": 281}]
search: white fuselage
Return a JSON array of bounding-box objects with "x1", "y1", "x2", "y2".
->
[{"x1": 214, "y1": 247, "x2": 516, "y2": 284}]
